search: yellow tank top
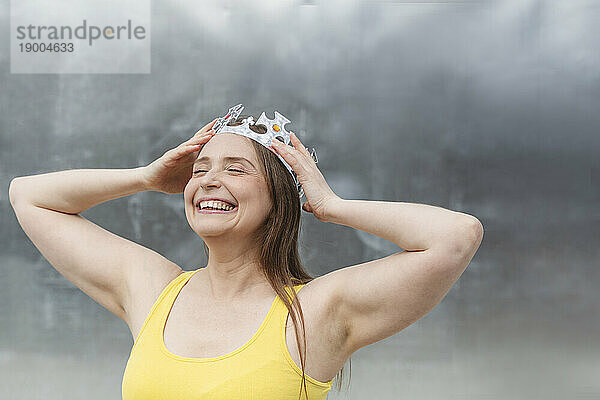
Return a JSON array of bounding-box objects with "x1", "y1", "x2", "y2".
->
[{"x1": 122, "y1": 268, "x2": 334, "y2": 399}]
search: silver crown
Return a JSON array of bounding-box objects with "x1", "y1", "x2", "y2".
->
[{"x1": 212, "y1": 104, "x2": 318, "y2": 198}]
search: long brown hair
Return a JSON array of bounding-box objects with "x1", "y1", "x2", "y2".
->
[{"x1": 201, "y1": 115, "x2": 350, "y2": 398}]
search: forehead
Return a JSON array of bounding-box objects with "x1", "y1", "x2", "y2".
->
[{"x1": 194, "y1": 133, "x2": 257, "y2": 165}]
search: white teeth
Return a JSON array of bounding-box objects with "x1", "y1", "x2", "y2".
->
[{"x1": 197, "y1": 200, "x2": 235, "y2": 211}]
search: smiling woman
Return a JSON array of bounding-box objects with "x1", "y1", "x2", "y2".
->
[
  {"x1": 8, "y1": 109, "x2": 339, "y2": 399},
  {"x1": 9, "y1": 105, "x2": 482, "y2": 400},
  {"x1": 178, "y1": 113, "x2": 343, "y2": 399}
]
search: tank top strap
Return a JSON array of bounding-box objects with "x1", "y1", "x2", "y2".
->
[
  {"x1": 132, "y1": 269, "x2": 199, "y2": 348},
  {"x1": 124, "y1": 278, "x2": 334, "y2": 399},
  {"x1": 271, "y1": 284, "x2": 306, "y2": 317},
  {"x1": 267, "y1": 283, "x2": 334, "y2": 389},
  {"x1": 277, "y1": 284, "x2": 307, "y2": 308},
  {"x1": 259, "y1": 283, "x2": 306, "y2": 344},
  {"x1": 151, "y1": 269, "x2": 200, "y2": 320}
]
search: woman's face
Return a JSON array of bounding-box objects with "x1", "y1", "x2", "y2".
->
[{"x1": 183, "y1": 133, "x2": 272, "y2": 239}]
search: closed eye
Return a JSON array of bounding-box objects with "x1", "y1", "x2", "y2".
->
[{"x1": 193, "y1": 168, "x2": 245, "y2": 174}]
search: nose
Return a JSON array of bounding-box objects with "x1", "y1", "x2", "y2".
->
[{"x1": 198, "y1": 169, "x2": 222, "y2": 190}]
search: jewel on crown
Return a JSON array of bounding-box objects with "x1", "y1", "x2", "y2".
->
[{"x1": 211, "y1": 103, "x2": 318, "y2": 198}]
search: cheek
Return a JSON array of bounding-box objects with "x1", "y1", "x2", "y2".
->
[
  {"x1": 183, "y1": 184, "x2": 196, "y2": 206},
  {"x1": 250, "y1": 191, "x2": 272, "y2": 216},
  {"x1": 182, "y1": 185, "x2": 191, "y2": 202}
]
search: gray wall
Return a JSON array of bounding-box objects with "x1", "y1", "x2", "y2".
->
[{"x1": 2, "y1": 0, "x2": 598, "y2": 399}]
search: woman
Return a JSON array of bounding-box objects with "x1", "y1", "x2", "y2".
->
[{"x1": 9, "y1": 105, "x2": 484, "y2": 399}]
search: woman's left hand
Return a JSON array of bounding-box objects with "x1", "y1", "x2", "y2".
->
[{"x1": 269, "y1": 132, "x2": 342, "y2": 222}]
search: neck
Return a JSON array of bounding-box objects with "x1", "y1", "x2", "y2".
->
[{"x1": 201, "y1": 237, "x2": 270, "y2": 301}]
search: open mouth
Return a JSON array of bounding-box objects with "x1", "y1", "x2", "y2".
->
[{"x1": 196, "y1": 200, "x2": 238, "y2": 214}]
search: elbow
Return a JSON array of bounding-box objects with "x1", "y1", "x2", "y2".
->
[
  {"x1": 9, "y1": 177, "x2": 28, "y2": 209},
  {"x1": 454, "y1": 215, "x2": 484, "y2": 258},
  {"x1": 8, "y1": 178, "x2": 21, "y2": 207},
  {"x1": 465, "y1": 215, "x2": 484, "y2": 246},
  {"x1": 438, "y1": 215, "x2": 484, "y2": 263}
]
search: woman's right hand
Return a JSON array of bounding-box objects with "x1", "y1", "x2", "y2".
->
[{"x1": 140, "y1": 118, "x2": 217, "y2": 194}]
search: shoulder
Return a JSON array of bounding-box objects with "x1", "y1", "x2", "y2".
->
[
  {"x1": 124, "y1": 262, "x2": 185, "y2": 340},
  {"x1": 289, "y1": 275, "x2": 350, "y2": 356},
  {"x1": 295, "y1": 275, "x2": 341, "y2": 318}
]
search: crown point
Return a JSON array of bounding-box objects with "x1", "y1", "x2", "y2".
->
[{"x1": 214, "y1": 104, "x2": 310, "y2": 198}]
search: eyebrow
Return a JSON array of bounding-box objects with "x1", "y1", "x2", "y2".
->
[{"x1": 194, "y1": 156, "x2": 255, "y2": 168}]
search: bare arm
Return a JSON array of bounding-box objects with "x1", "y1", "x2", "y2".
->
[
  {"x1": 322, "y1": 199, "x2": 482, "y2": 252},
  {"x1": 267, "y1": 130, "x2": 484, "y2": 358},
  {"x1": 9, "y1": 167, "x2": 148, "y2": 214},
  {"x1": 8, "y1": 167, "x2": 183, "y2": 326},
  {"x1": 8, "y1": 120, "x2": 216, "y2": 331},
  {"x1": 317, "y1": 198, "x2": 483, "y2": 356},
  {"x1": 8, "y1": 119, "x2": 221, "y2": 339}
]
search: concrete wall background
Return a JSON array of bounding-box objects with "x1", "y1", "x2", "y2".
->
[{"x1": 2, "y1": 1, "x2": 598, "y2": 398}]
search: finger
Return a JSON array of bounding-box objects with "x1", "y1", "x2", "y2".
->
[
  {"x1": 289, "y1": 131, "x2": 312, "y2": 159},
  {"x1": 188, "y1": 129, "x2": 215, "y2": 143},
  {"x1": 271, "y1": 139, "x2": 306, "y2": 175},
  {"x1": 175, "y1": 135, "x2": 210, "y2": 155},
  {"x1": 289, "y1": 133, "x2": 313, "y2": 162},
  {"x1": 267, "y1": 145, "x2": 278, "y2": 156},
  {"x1": 190, "y1": 130, "x2": 214, "y2": 141},
  {"x1": 174, "y1": 143, "x2": 204, "y2": 159},
  {"x1": 275, "y1": 137, "x2": 306, "y2": 164},
  {"x1": 194, "y1": 118, "x2": 218, "y2": 136}
]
